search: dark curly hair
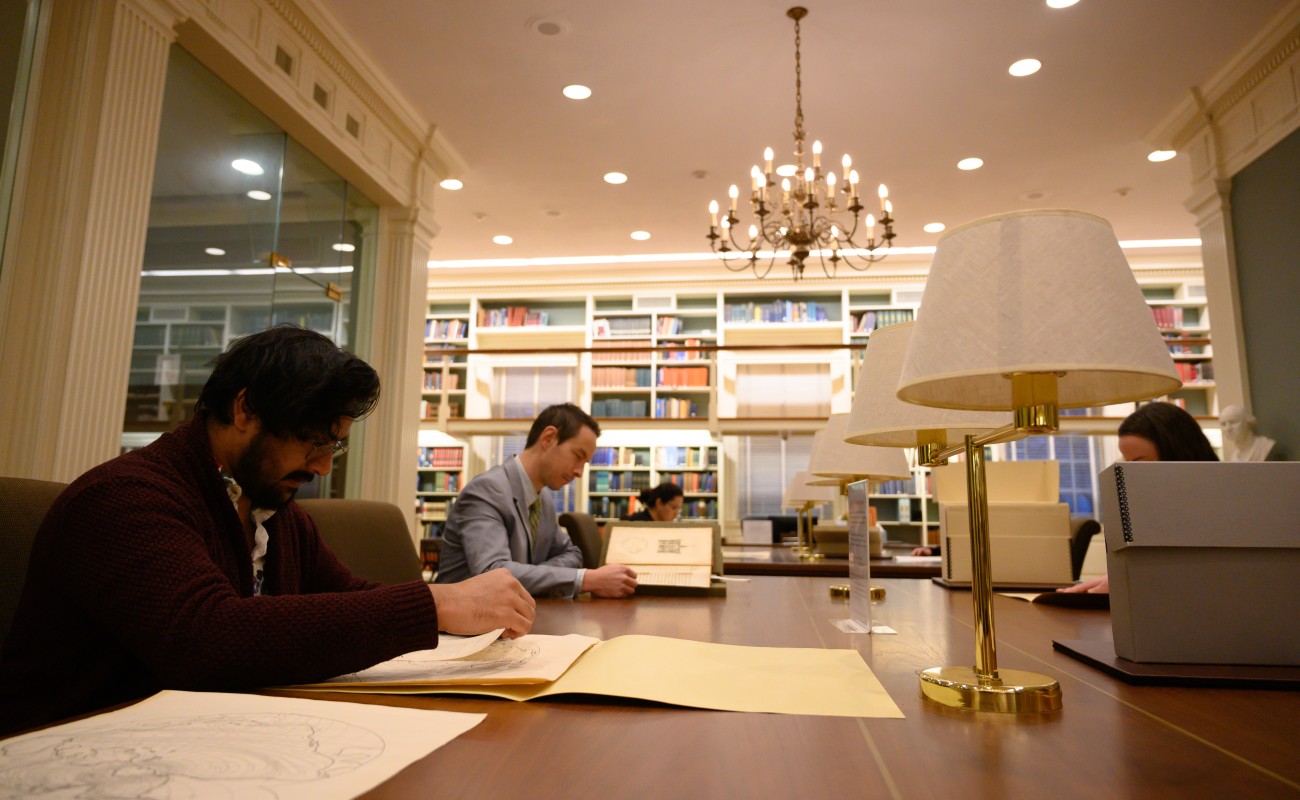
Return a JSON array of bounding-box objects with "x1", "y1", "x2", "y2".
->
[
  {"x1": 197, "y1": 325, "x2": 380, "y2": 441},
  {"x1": 1118, "y1": 402, "x2": 1218, "y2": 462},
  {"x1": 525, "y1": 403, "x2": 601, "y2": 448}
]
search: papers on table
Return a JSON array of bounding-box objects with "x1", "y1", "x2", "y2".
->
[
  {"x1": 294, "y1": 632, "x2": 600, "y2": 689},
  {"x1": 0, "y1": 690, "x2": 482, "y2": 800}
]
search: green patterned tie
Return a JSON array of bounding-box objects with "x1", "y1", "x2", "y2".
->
[{"x1": 528, "y1": 498, "x2": 541, "y2": 547}]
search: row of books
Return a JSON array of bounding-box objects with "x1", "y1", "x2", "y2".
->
[
  {"x1": 478, "y1": 307, "x2": 549, "y2": 327},
  {"x1": 723, "y1": 300, "x2": 831, "y2": 324},
  {"x1": 655, "y1": 366, "x2": 709, "y2": 387},
  {"x1": 873, "y1": 477, "x2": 918, "y2": 496},
  {"x1": 592, "y1": 339, "x2": 652, "y2": 363},
  {"x1": 851, "y1": 309, "x2": 914, "y2": 333},
  {"x1": 418, "y1": 446, "x2": 463, "y2": 468},
  {"x1": 654, "y1": 398, "x2": 700, "y2": 418},
  {"x1": 658, "y1": 446, "x2": 718, "y2": 469},
  {"x1": 1162, "y1": 331, "x2": 1209, "y2": 355},
  {"x1": 592, "y1": 317, "x2": 652, "y2": 336},
  {"x1": 416, "y1": 497, "x2": 455, "y2": 519},
  {"x1": 419, "y1": 400, "x2": 463, "y2": 420},
  {"x1": 591, "y1": 447, "x2": 651, "y2": 467},
  {"x1": 425, "y1": 319, "x2": 468, "y2": 340},
  {"x1": 680, "y1": 499, "x2": 718, "y2": 520},
  {"x1": 588, "y1": 470, "x2": 653, "y2": 492},
  {"x1": 417, "y1": 472, "x2": 460, "y2": 493},
  {"x1": 592, "y1": 366, "x2": 652, "y2": 388},
  {"x1": 423, "y1": 371, "x2": 462, "y2": 390},
  {"x1": 661, "y1": 339, "x2": 709, "y2": 361},
  {"x1": 1174, "y1": 361, "x2": 1214, "y2": 383},
  {"x1": 659, "y1": 471, "x2": 718, "y2": 492},
  {"x1": 1150, "y1": 306, "x2": 1198, "y2": 329},
  {"x1": 589, "y1": 497, "x2": 631, "y2": 519},
  {"x1": 170, "y1": 324, "x2": 224, "y2": 346},
  {"x1": 592, "y1": 398, "x2": 649, "y2": 417}
]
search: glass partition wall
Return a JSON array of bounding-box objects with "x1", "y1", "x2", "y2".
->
[{"x1": 126, "y1": 46, "x2": 377, "y2": 499}]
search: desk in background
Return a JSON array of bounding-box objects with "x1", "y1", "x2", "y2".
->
[
  {"x1": 722, "y1": 544, "x2": 941, "y2": 578},
  {"x1": 273, "y1": 577, "x2": 1298, "y2": 798}
]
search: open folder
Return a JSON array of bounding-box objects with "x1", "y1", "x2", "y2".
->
[{"x1": 601, "y1": 521, "x2": 725, "y2": 596}]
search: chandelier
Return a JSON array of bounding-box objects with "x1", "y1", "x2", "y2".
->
[{"x1": 707, "y1": 7, "x2": 896, "y2": 281}]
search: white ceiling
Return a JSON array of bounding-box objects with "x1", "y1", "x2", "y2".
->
[{"x1": 319, "y1": 0, "x2": 1291, "y2": 263}]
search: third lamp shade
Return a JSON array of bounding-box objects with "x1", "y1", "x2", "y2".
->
[
  {"x1": 782, "y1": 470, "x2": 838, "y2": 507},
  {"x1": 808, "y1": 412, "x2": 912, "y2": 485},
  {"x1": 846, "y1": 321, "x2": 1010, "y2": 447},
  {"x1": 897, "y1": 209, "x2": 1181, "y2": 410}
]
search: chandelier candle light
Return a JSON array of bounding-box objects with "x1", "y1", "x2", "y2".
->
[{"x1": 708, "y1": 7, "x2": 896, "y2": 280}]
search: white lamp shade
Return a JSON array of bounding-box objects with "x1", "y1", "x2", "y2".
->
[
  {"x1": 808, "y1": 413, "x2": 912, "y2": 484},
  {"x1": 846, "y1": 321, "x2": 1011, "y2": 447},
  {"x1": 898, "y1": 210, "x2": 1181, "y2": 410},
  {"x1": 782, "y1": 470, "x2": 838, "y2": 507}
]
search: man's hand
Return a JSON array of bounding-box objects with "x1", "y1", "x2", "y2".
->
[
  {"x1": 582, "y1": 563, "x2": 638, "y2": 598},
  {"x1": 429, "y1": 568, "x2": 536, "y2": 638},
  {"x1": 1057, "y1": 575, "x2": 1109, "y2": 594}
]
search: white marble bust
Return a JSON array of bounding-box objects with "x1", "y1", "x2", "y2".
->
[{"x1": 1219, "y1": 405, "x2": 1276, "y2": 462}]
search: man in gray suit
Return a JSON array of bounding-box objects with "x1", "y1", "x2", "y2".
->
[{"x1": 437, "y1": 404, "x2": 638, "y2": 598}]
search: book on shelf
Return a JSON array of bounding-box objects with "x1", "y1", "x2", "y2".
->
[
  {"x1": 658, "y1": 471, "x2": 717, "y2": 492},
  {"x1": 655, "y1": 366, "x2": 709, "y2": 388},
  {"x1": 478, "y1": 306, "x2": 550, "y2": 328},
  {"x1": 424, "y1": 318, "x2": 467, "y2": 339},
  {"x1": 590, "y1": 447, "x2": 650, "y2": 467},
  {"x1": 592, "y1": 398, "x2": 650, "y2": 417},
  {"x1": 589, "y1": 495, "x2": 631, "y2": 519},
  {"x1": 592, "y1": 339, "x2": 652, "y2": 363},
  {"x1": 851, "y1": 308, "x2": 913, "y2": 334},
  {"x1": 592, "y1": 366, "x2": 651, "y2": 387},
  {"x1": 724, "y1": 300, "x2": 830, "y2": 324},
  {"x1": 418, "y1": 472, "x2": 460, "y2": 493},
  {"x1": 657, "y1": 446, "x2": 716, "y2": 469},
  {"x1": 418, "y1": 447, "x2": 463, "y2": 468},
  {"x1": 654, "y1": 397, "x2": 699, "y2": 419},
  {"x1": 588, "y1": 470, "x2": 652, "y2": 492}
]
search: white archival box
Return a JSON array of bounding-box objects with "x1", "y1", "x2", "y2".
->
[
  {"x1": 1100, "y1": 462, "x2": 1300, "y2": 665},
  {"x1": 934, "y1": 460, "x2": 1073, "y2": 585}
]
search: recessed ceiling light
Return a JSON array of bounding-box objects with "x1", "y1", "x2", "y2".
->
[
  {"x1": 1009, "y1": 58, "x2": 1041, "y2": 77},
  {"x1": 630, "y1": 231, "x2": 651, "y2": 241},
  {"x1": 957, "y1": 157, "x2": 984, "y2": 171},
  {"x1": 204, "y1": 247, "x2": 226, "y2": 256},
  {"x1": 439, "y1": 178, "x2": 463, "y2": 190},
  {"x1": 492, "y1": 235, "x2": 513, "y2": 245},
  {"x1": 231, "y1": 159, "x2": 264, "y2": 176},
  {"x1": 1046, "y1": 0, "x2": 1079, "y2": 8},
  {"x1": 775, "y1": 164, "x2": 798, "y2": 178},
  {"x1": 922, "y1": 223, "x2": 946, "y2": 234},
  {"x1": 1147, "y1": 150, "x2": 1177, "y2": 162},
  {"x1": 246, "y1": 190, "x2": 272, "y2": 201},
  {"x1": 603, "y1": 172, "x2": 628, "y2": 185},
  {"x1": 563, "y1": 85, "x2": 592, "y2": 100},
  {"x1": 331, "y1": 243, "x2": 356, "y2": 252}
]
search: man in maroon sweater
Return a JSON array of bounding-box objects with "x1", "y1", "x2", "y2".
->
[{"x1": 0, "y1": 326, "x2": 534, "y2": 735}]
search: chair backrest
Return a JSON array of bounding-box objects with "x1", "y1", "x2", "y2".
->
[
  {"x1": 558, "y1": 511, "x2": 603, "y2": 569},
  {"x1": 0, "y1": 477, "x2": 68, "y2": 650},
  {"x1": 297, "y1": 499, "x2": 423, "y2": 585},
  {"x1": 1069, "y1": 518, "x2": 1102, "y2": 581}
]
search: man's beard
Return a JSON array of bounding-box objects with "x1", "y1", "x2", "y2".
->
[{"x1": 232, "y1": 431, "x2": 314, "y2": 509}]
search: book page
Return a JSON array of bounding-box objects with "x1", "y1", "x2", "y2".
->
[
  {"x1": 633, "y1": 564, "x2": 711, "y2": 588},
  {"x1": 605, "y1": 525, "x2": 713, "y2": 566}
]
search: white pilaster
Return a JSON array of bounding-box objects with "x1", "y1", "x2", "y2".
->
[{"x1": 0, "y1": 0, "x2": 178, "y2": 481}]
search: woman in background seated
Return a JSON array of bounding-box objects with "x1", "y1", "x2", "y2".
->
[
  {"x1": 626, "y1": 482, "x2": 684, "y2": 522},
  {"x1": 1060, "y1": 401, "x2": 1218, "y2": 593}
]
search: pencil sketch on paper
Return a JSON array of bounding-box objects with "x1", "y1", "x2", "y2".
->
[
  {"x1": 328, "y1": 638, "x2": 543, "y2": 684},
  {"x1": 0, "y1": 712, "x2": 383, "y2": 799}
]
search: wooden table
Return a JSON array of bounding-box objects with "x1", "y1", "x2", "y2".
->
[
  {"x1": 723, "y1": 544, "x2": 942, "y2": 578},
  {"x1": 274, "y1": 577, "x2": 1299, "y2": 798}
]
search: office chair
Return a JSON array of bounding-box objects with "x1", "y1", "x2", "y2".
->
[
  {"x1": 297, "y1": 499, "x2": 423, "y2": 585},
  {"x1": 0, "y1": 477, "x2": 68, "y2": 650},
  {"x1": 558, "y1": 511, "x2": 603, "y2": 569}
]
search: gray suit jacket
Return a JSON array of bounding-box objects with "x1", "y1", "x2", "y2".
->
[{"x1": 435, "y1": 458, "x2": 583, "y2": 597}]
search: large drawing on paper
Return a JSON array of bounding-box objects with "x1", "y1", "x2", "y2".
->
[{"x1": 0, "y1": 712, "x2": 382, "y2": 799}]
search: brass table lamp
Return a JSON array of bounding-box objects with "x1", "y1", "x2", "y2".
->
[
  {"x1": 781, "y1": 470, "x2": 837, "y2": 555},
  {"x1": 883, "y1": 210, "x2": 1181, "y2": 712},
  {"x1": 807, "y1": 412, "x2": 912, "y2": 559}
]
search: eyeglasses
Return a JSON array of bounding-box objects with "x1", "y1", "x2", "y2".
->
[{"x1": 305, "y1": 439, "x2": 349, "y2": 461}]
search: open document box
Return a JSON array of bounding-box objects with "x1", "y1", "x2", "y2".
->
[
  {"x1": 601, "y1": 520, "x2": 725, "y2": 596},
  {"x1": 1100, "y1": 462, "x2": 1300, "y2": 665}
]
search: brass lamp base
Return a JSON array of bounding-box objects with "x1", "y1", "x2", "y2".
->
[
  {"x1": 919, "y1": 666, "x2": 1062, "y2": 713},
  {"x1": 798, "y1": 550, "x2": 824, "y2": 561}
]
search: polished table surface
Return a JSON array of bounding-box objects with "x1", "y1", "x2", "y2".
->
[
  {"x1": 275, "y1": 577, "x2": 1300, "y2": 798},
  {"x1": 723, "y1": 543, "x2": 942, "y2": 578}
]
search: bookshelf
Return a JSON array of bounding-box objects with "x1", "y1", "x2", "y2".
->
[
  {"x1": 655, "y1": 444, "x2": 720, "y2": 521},
  {"x1": 126, "y1": 301, "x2": 342, "y2": 429},
  {"x1": 587, "y1": 445, "x2": 652, "y2": 522},
  {"x1": 422, "y1": 302, "x2": 471, "y2": 423},
  {"x1": 416, "y1": 440, "x2": 466, "y2": 536},
  {"x1": 589, "y1": 295, "x2": 718, "y2": 421},
  {"x1": 1143, "y1": 284, "x2": 1215, "y2": 416},
  {"x1": 869, "y1": 468, "x2": 938, "y2": 547}
]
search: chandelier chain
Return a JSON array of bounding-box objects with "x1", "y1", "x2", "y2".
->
[{"x1": 793, "y1": 14, "x2": 804, "y2": 146}]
